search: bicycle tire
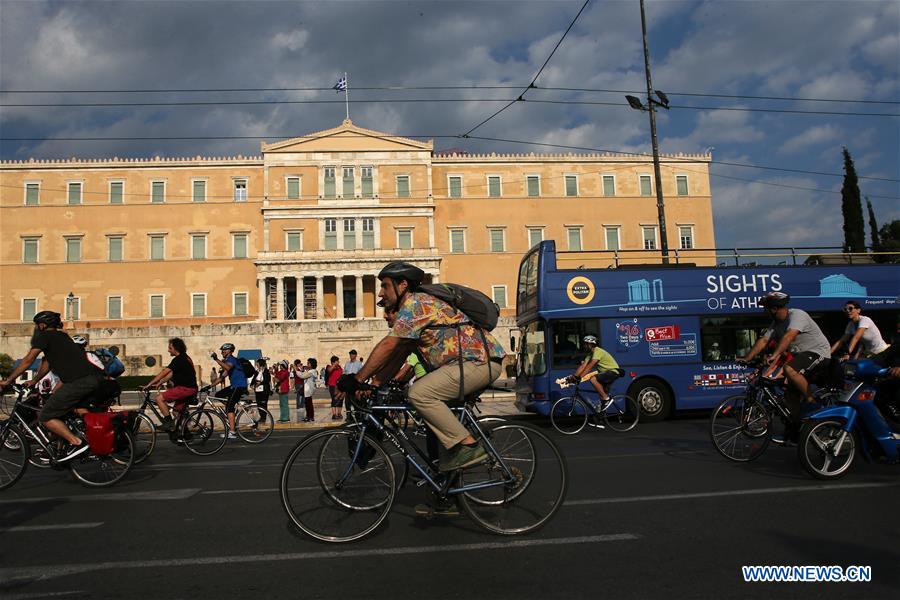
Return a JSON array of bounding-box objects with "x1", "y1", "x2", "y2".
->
[
  {"x1": 458, "y1": 423, "x2": 567, "y2": 535},
  {"x1": 798, "y1": 419, "x2": 857, "y2": 480},
  {"x1": 602, "y1": 394, "x2": 640, "y2": 432},
  {"x1": 69, "y1": 429, "x2": 135, "y2": 488},
  {"x1": 464, "y1": 419, "x2": 534, "y2": 505},
  {"x1": 236, "y1": 406, "x2": 274, "y2": 443},
  {"x1": 281, "y1": 429, "x2": 395, "y2": 543},
  {"x1": 341, "y1": 421, "x2": 409, "y2": 491},
  {"x1": 181, "y1": 408, "x2": 228, "y2": 456},
  {"x1": 0, "y1": 426, "x2": 29, "y2": 491},
  {"x1": 550, "y1": 396, "x2": 589, "y2": 435},
  {"x1": 710, "y1": 393, "x2": 772, "y2": 462},
  {"x1": 132, "y1": 412, "x2": 157, "y2": 464}
]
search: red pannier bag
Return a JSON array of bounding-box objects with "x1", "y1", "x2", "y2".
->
[{"x1": 83, "y1": 412, "x2": 116, "y2": 456}]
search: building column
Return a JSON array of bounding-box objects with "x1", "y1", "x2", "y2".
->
[
  {"x1": 335, "y1": 275, "x2": 344, "y2": 319},
  {"x1": 275, "y1": 276, "x2": 285, "y2": 321},
  {"x1": 257, "y1": 277, "x2": 267, "y2": 322},
  {"x1": 355, "y1": 275, "x2": 364, "y2": 319},
  {"x1": 315, "y1": 276, "x2": 325, "y2": 320},
  {"x1": 432, "y1": 272, "x2": 440, "y2": 284}
]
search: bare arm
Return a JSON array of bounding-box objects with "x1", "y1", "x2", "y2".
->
[
  {"x1": 830, "y1": 333, "x2": 850, "y2": 355},
  {"x1": 741, "y1": 334, "x2": 771, "y2": 362},
  {"x1": 356, "y1": 335, "x2": 418, "y2": 383},
  {"x1": 575, "y1": 358, "x2": 598, "y2": 378},
  {"x1": 768, "y1": 329, "x2": 799, "y2": 363},
  {"x1": 142, "y1": 367, "x2": 173, "y2": 390},
  {"x1": 847, "y1": 327, "x2": 868, "y2": 357},
  {"x1": 28, "y1": 358, "x2": 52, "y2": 386},
  {"x1": 1, "y1": 348, "x2": 42, "y2": 386}
]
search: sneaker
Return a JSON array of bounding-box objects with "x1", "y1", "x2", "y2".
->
[
  {"x1": 439, "y1": 443, "x2": 488, "y2": 472},
  {"x1": 221, "y1": 431, "x2": 238, "y2": 439},
  {"x1": 159, "y1": 416, "x2": 175, "y2": 432},
  {"x1": 414, "y1": 503, "x2": 461, "y2": 518},
  {"x1": 57, "y1": 440, "x2": 91, "y2": 463}
]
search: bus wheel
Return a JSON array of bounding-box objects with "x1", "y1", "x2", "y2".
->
[{"x1": 631, "y1": 379, "x2": 671, "y2": 422}]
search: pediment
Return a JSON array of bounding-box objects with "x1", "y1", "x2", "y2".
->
[{"x1": 262, "y1": 120, "x2": 433, "y2": 154}]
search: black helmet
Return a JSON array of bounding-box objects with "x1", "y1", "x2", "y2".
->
[
  {"x1": 378, "y1": 261, "x2": 425, "y2": 287},
  {"x1": 758, "y1": 291, "x2": 790, "y2": 308},
  {"x1": 33, "y1": 311, "x2": 63, "y2": 328},
  {"x1": 220, "y1": 343, "x2": 236, "y2": 352}
]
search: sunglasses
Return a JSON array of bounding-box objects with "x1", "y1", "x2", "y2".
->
[{"x1": 843, "y1": 307, "x2": 858, "y2": 313}]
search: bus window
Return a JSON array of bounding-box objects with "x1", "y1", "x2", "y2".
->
[
  {"x1": 551, "y1": 319, "x2": 599, "y2": 368},
  {"x1": 519, "y1": 320, "x2": 547, "y2": 376},
  {"x1": 700, "y1": 316, "x2": 769, "y2": 361}
]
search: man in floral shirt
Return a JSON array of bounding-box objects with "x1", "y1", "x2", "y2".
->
[{"x1": 341, "y1": 262, "x2": 504, "y2": 471}]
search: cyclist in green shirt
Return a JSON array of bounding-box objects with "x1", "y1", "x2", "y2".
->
[{"x1": 567, "y1": 335, "x2": 622, "y2": 402}]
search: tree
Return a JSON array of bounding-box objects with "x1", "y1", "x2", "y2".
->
[
  {"x1": 866, "y1": 198, "x2": 883, "y2": 261},
  {"x1": 840, "y1": 147, "x2": 866, "y2": 253},
  {"x1": 878, "y1": 219, "x2": 900, "y2": 262},
  {"x1": 0, "y1": 353, "x2": 13, "y2": 378}
]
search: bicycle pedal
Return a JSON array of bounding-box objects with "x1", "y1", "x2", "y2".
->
[{"x1": 416, "y1": 478, "x2": 428, "y2": 487}]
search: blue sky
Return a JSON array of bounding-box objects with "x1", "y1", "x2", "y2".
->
[{"x1": 1, "y1": 0, "x2": 897, "y2": 249}]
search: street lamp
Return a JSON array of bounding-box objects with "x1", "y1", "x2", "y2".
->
[
  {"x1": 66, "y1": 291, "x2": 75, "y2": 324},
  {"x1": 627, "y1": 0, "x2": 671, "y2": 264}
]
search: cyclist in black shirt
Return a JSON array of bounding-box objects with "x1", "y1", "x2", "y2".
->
[
  {"x1": 1, "y1": 312, "x2": 102, "y2": 460},
  {"x1": 141, "y1": 338, "x2": 198, "y2": 431}
]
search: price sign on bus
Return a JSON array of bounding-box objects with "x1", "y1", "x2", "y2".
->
[{"x1": 645, "y1": 325, "x2": 680, "y2": 342}]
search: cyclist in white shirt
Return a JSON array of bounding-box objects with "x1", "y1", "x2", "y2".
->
[{"x1": 830, "y1": 300, "x2": 889, "y2": 358}]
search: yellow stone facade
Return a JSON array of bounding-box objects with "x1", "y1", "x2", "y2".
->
[{"x1": 0, "y1": 120, "x2": 713, "y2": 362}]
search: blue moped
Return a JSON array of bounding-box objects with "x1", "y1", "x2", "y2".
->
[{"x1": 797, "y1": 360, "x2": 899, "y2": 479}]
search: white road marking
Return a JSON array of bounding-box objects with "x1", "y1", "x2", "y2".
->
[
  {"x1": 564, "y1": 481, "x2": 899, "y2": 506},
  {"x1": 0, "y1": 488, "x2": 200, "y2": 505},
  {"x1": 0, "y1": 522, "x2": 103, "y2": 533},
  {"x1": 0, "y1": 534, "x2": 638, "y2": 581},
  {"x1": 2, "y1": 591, "x2": 86, "y2": 599},
  {"x1": 141, "y1": 459, "x2": 253, "y2": 469}
]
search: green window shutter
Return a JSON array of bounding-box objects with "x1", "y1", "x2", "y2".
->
[
  {"x1": 66, "y1": 239, "x2": 81, "y2": 263},
  {"x1": 193, "y1": 181, "x2": 206, "y2": 202},
  {"x1": 150, "y1": 296, "x2": 164, "y2": 317},
  {"x1": 527, "y1": 177, "x2": 539, "y2": 197},
  {"x1": 528, "y1": 229, "x2": 542, "y2": 248},
  {"x1": 23, "y1": 239, "x2": 38, "y2": 263},
  {"x1": 23, "y1": 299, "x2": 37, "y2": 321},
  {"x1": 361, "y1": 175, "x2": 373, "y2": 198},
  {"x1": 25, "y1": 184, "x2": 39, "y2": 205},
  {"x1": 234, "y1": 294, "x2": 248, "y2": 316},
  {"x1": 490, "y1": 229, "x2": 504, "y2": 252},
  {"x1": 287, "y1": 178, "x2": 300, "y2": 199},
  {"x1": 109, "y1": 182, "x2": 124, "y2": 204},
  {"x1": 605, "y1": 228, "x2": 620, "y2": 251},
  {"x1": 192, "y1": 236, "x2": 206, "y2": 259},
  {"x1": 565, "y1": 176, "x2": 577, "y2": 197},
  {"x1": 68, "y1": 184, "x2": 82, "y2": 205},
  {"x1": 109, "y1": 237, "x2": 123, "y2": 261},
  {"x1": 151, "y1": 237, "x2": 164, "y2": 260},
  {"x1": 398, "y1": 230, "x2": 412, "y2": 249},
  {"x1": 287, "y1": 232, "x2": 301, "y2": 251},
  {"x1": 449, "y1": 177, "x2": 462, "y2": 198},
  {"x1": 450, "y1": 230, "x2": 465, "y2": 253},
  {"x1": 488, "y1": 177, "x2": 501, "y2": 197},
  {"x1": 152, "y1": 182, "x2": 165, "y2": 203},
  {"x1": 363, "y1": 231, "x2": 375, "y2": 249},
  {"x1": 234, "y1": 234, "x2": 248, "y2": 258},
  {"x1": 603, "y1": 176, "x2": 615, "y2": 196},
  {"x1": 108, "y1": 297, "x2": 122, "y2": 319},
  {"x1": 677, "y1": 176, "x2": 688, "y2": 196},
  {"x1": 397, "y1": 176, "x2": 410, "y2": 198},
  {"x1": 640, "y1": 176, "x2": 652, "y2": 196},
  {"x1": 192, "y1": 295, "x2": 206, "y2": 316},
  {"x1": 567, "y1": 228, "x2": 581, "y2": 251}
]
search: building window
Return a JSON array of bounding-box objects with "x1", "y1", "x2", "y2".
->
[
  {"x1": 643, "y1": 226, "x2": 658, "y2": 250},
  {"x1": 605, "y1": 227, "x2": 620, "y2": 251},
  {"x1": 233, "y1": 292, "x2": 248, "y2": 316},
  {"x1": 603, "y1": 175, "x2": 616, "y2": 197},
  {"x1": 489, "y1": 228, "x2": 506, "y2": 252},
  {"x1": 565, "y1": 175, "x2": 578, "y2": 197},
  {"x1": 286, "y1": 231, "x2": 302, "y2": 251},
  {"x1": 191, "y1": 234, "x2": 207, "y2": 260},
  {"x1": 150, "y1": 235, "x2": 166, "y2": 261},
  {"x1": 324, "y1": 167, "x2": 336, "y2": 198},
  {"x1": 492, "y1": 286, "x2": 508, "y2": 309},
  {"x1": 192, "y1": 180, "x2": 206, "y2": 203},
  {"x1": 151, "y1": 181, "x2": 165, "y2": 203},
  {"x1": 149, "y1": 294, "x2": 165, "y2": 318},
  {"x1": 397, "y1": 228, "x2": 413, "y2": 249},
  {"x1": 66, "y1": 297, "x2": 81, "y2": 321},
  {"x1": 528, "y1": 227, "x2": 544, "y2": 248},
  {"x1": 233, "y1": 233, "x2": 248, "y2": 258},
  {"x1": 343, "y1": 219, "x2": 356, "y2": 250},
  {"x1": 233, "y1": 179, "x2": 247, "y2": 202},
  {"x1": 639, "y1": 175, "x2": 652, "y2": 196},
  {"x1": 109, "y1": 181, "x2": 124, "y2": 204},
  {"x1": 108, "y1": 236, "x2": 124, "y2": 262},
  {"x1": 526, "y1": 175, "x2": 540, "y2": 197},
  {"x1": 65, "y1": 238, "x2": 82, "y2": 263},
  {"x1": 25, "y1": 183, "x2": 40, "y2": 206},
  {"x1": 676, "y1": 175, "x2": 689, "y2": 196},
  {"x1": 22, "y1": 298, "x2": 37, "y2": 321},
  {"x1": 361, "y1": 167, "x2": 373, "y2": 198},
  {"x1": 679, "y1": 225, "x2": 694, "y2": 249},
  {"x1": 448, "y1": 175, "x2": 462, "y2": 198},
  {"x1": 107, "y1": 296, "x2": 122, "y2": 319},
  {"x1": 396, "y1": 175, "x2": 410, "y2": 198},
  {"x1": 23, "y1": 238, "x2": 39, "y2": 264},
  {"x1": 362, "y1": 219, "x2": 375, "y2": 249},
  {"x1": 342, "y1": 167, "x2": 355, "y2": 197},
  {"x1": 68, "y1": 182, "x2": 82, "y2": 205},
  {"x1": 567, "y1": 227, "x2": 582, "y2": 251},
  {"x1": 286, "y1": 176, "x2": 300, "y2": 200},
  {"x1": 191, "y1": 293, "x2": 207, "y2": 317},
  {"x1": 324, "y1": 219, "x2": 337, "y2": 250},
  {"x1": 488, "y1": 176, "x2": 501, "y2": 198},
  {"x1": 450, "y1": 229, "x2": 466, "y2": 253}
]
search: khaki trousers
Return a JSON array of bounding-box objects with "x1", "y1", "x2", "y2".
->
[{"x1": 407, "y1": 360, "x2": 501, "y2": 449}]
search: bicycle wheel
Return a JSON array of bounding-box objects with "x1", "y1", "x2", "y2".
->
[
  {"x1": 341, "y1": 421, "x2": 409, "y2": 491},
  {"x1": 550, "y1": 396, "x2": 589, "y2": 435},
  {"x1": 798, "y1": 419, "x2": 857, "y2": 480},
  {"x1": 0, "y1": 426, "x2": 29, "y2": 490},
  {"x1": 181, "y1": 408, "x2": 227, "y2": 456},
  {"x1": 281, "y1": 429, "x2": 395, "y2": 543},
  {"x1": 131, "y1": 413, "x2": 157, "y2": 464},
  {"x1": 710, "y1": 393, "x2": 772, "y2": 462},
  {"x1": 602, "y1": 394, "x2": 640, "y2": 432},
  {"x1": 458, "y1": 423, "x2": 567, "y2": 535},
  {"x1": 236, "y1": 406, "x2": 274, "y2": 443},
  {"x1": 70, "y1": 430, "x2": 134, "y2": 488}
]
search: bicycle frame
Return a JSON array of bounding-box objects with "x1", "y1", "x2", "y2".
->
[{"x1": 3, "y1": 388, "x2": 81, "y2": 463}]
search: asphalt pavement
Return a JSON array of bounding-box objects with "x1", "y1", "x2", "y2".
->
[{"x1": 0, "y1": 416, "x2": 897, "y2": 600}]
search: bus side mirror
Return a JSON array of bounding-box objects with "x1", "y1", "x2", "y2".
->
[{"x1": 509, "y1": 336, "x2": 516, "y2": 352}]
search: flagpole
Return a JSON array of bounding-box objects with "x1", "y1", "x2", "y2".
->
[{"x1": 344, "y1": 72, "x2": 350, "y2": 120}]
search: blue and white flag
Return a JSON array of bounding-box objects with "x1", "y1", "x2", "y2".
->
[{"x1": 333, "y1": 76, "x2": 347, "y2": 93}]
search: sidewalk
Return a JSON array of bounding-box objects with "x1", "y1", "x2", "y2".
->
[{"x1": 117, "y1": 386, "x2": 522, "y2": 431}]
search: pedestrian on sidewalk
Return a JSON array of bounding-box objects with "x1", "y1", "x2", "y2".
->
[
  {"x1": 326, "y1": 355, "x2": 344, "y2": 419},
  {"x1": 291, "y1": 359, "x2": 304, "y2": 410},
  {"x1": 252, "y1": 358, "x2": 271, "y2": 420},
  {"x1": 209, "y1": 367, "x2": 218, "y2": 392},
  {"x1": 297, "y1": 358, "x2": 319, "y2": 422},
  {"x1": 274, "y1": 360, "x2": 291, "y2": 422}
]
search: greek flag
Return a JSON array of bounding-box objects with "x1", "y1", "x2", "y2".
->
[{"x1": 333, "y1": 76, "x2": 347, "y2": 92}]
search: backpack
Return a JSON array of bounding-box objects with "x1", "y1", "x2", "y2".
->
[
  {"x1": 418, "y1": 283, "x2": 500, "y2": 331},
  {"x1": 89, "y1": 348, "x2": 126, "y2": 378},
  {"x1": 237, "y1": 357, "x2": 258, "y2": 380}
]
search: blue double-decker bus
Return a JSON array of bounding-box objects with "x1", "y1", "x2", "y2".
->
[{"x1": 514, "y1": 241, "x2": 899, "y2": 421}]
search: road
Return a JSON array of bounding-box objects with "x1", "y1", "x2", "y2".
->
[{"x1": 1, "y1": 417, "x2": 897, "y2": 600}]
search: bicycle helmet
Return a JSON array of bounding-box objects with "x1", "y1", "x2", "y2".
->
[
  {"x1": 758, "y1": 291, "x2": 790, "y2": 308},
  {"x1": 377, "y1": 261, "x2": 425, "y2": 288},
  {"x1": 72, "y1": 335, "x2": 88, "y2": 346},
  {"x1": 583, "y1": 335, "x2": 598, "y2": 345},
  {"x1": 33, "y1": 311, "x2": 63, "y2": 328},
  {"x1": 220, "y1": 343, "x2": 236, "y2": 352}
]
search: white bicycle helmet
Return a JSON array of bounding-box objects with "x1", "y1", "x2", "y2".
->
[
  {"x1": 583, "y1": 335, "x2": 598, "y2": 345},
  {"x1": 72, "y1": 335, "x2": 88, "y2": 346}
]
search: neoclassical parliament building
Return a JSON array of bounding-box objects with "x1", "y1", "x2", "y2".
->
[{"x1": 0, "y1": 120, "x2": 714, "y2": 369}]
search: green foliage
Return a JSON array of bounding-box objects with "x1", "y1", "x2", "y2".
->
[
  {"x1": 0, "y1": 353, "x2": 14, "y2": 378},
  {"x1": 840, "y1": 147, "x2": 866, "y2": 254},
  {"x1": 877, "y1": 219, "x2": 900, "y2": 263},
  {"x1": 116, "y1": 375, "x2": 154, "y2": 391}
]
